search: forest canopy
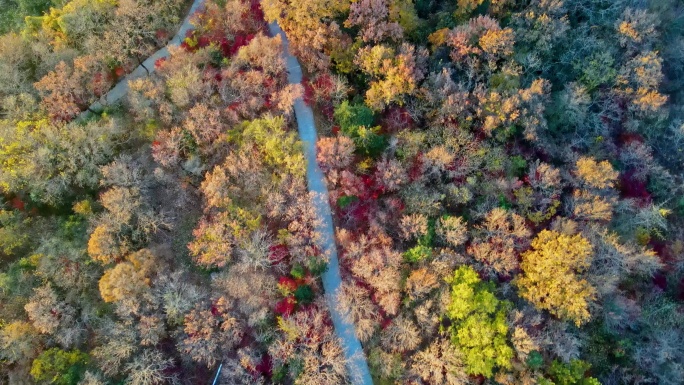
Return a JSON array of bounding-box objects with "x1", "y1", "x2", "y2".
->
[{"x1": 1, "y1": 0, "x2": 684, "y2": 384}]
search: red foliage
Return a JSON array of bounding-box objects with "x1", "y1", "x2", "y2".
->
[
  {"x1": 10, "y1": 197, "x2": 24, "y2": 211},
  {"x1": 155, "y1": 29, "x2": 170, "y2": 42},
  {"x1": 274, "y1": 296, "x2": 296, "y2": 316},
  {"x1": 321, "y1": 104, "x2": 334, "y2": 120},
  {"x1": 619, "y1": 171, "x2": 652, "y2": 204},
  {"x1": 382, "y1": 106, "x2": 414, "y2": 133},
  {"x1": 408, "y1": 154, "x2": 423, "y2": 182},
  {"x1": 228, "y1": 33, "x2": 256, "y2": 56},
  {"x1": 197, "y1": 35, "x2": 212, "y2": 48},
  {"x1": 619, "y1": 132, "x2": 644, "y2": 146},
  {"x1": 331, "y1": 125, "x2": 340, "y2": 135},
  {"x1": 269, "y1": 244, "x2": 290, "y2": 264},
  {"x1": 278, "y1": 276, "x2": 298, "y2": 293},
  {"x1": 113, "y1": 67, "x2": 125, "y2": 79},
  {"x1": 302, "y1": 76, "x2": 315, "y2": 106},
  {"x1": 653, "y1": 272, "x2": 667, "y2": 290},
  {"x1": 210, "y1": 305, "x2": 219, "y2": 316},
  {"x1": 154, "y1": 57, "x2": 167, "y2": 69},
  {"x1": 677, "y1": 277, "x2": 684, "y2": 301},
  {"x1": 255, "y1": 353, "x2": 272, "y2": 377},
  {"x1": 248, "y1": 0, "x2": 265, "y2": 25}
]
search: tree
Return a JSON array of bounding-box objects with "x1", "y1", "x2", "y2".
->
[
  {"x1": 545, "y1": 359, "x2": 600, "y2": 385},
  {"x1": 345, "y1": 0, "x2": 403, "y2": 44},
  {"x1": 187, "y1": 212, "x2": 235, "y2": 268},
  {"x1": 270, "y1": 301, "x2": 349, "y2": 384},
  {"x1": 347, "y1": 236, "x2": 403, "y2": 315},
  {"x1": 355, "y1": 43, "x2": 427, "y2": 110},
  {"x1": 87, "y1": 224, "x2": 126, "y2": 264},
  {"x1": 261, "y1": 0, "x2": 350, "y2": 71},
  {"x1": 399, "y1": 213, "x2": 429, "y2": 241},
  {"x1": 0, "y1": 117, "x2": 125, "y2": 205},
  {"x1": 514, "y1": 161, "x2": 562, "y2": 224},
  {"x1": 380, "y1": 316, "x2": 421, "y2": 353},
  {"x1": 407, "y1": 338, "x2": 468, "y2": 385},
  {"x1": 241, "y1": 116, "x2": 305, "y2": 178},
  {"x1": 405, "y1": 267, "x2": 439, "y2": 301},
  {"x1": 30, "y1": 348, "x2": 88, "y2": 385},
  {"x1": 233, "y1": 34, "x2": 285, "y2": 77},
  {"x1": 124, "y1": 349, "x2": 178, "y2": 385},
  {"x1": 184, "y1": 103, "x2": 225, "y2": 151},
  {"x1": 337, "y1": 282, "x2": 380, "y2": 342},
  {"x1": 447, "y1": 265, "x2": 513, "y2": 377},
  {"x1": 98, "y1": 249, "x2": 157, "y2": 313},
  {"x1": 436, "y1": 216, "x2": 468, "y2": 248},
  {"x1": 317, "y1": 136, "x2": 355, "y2": 172},
  {"x1": 24, "y1": 285, "x2": 76, "y2": 335},
  {"x1": 516, "y1": 230, "x2": 596, "y2": 326},
  {"x1": 334, "y1": 100, "x2": 374, "y2": 134},
  {"x1": 0, "y1": 321, "x2": 40, "y2": 365},
  {"x1": 179, "y1": 298, "x2": 243, "y2": 367},
  {"x1": 467, "y1": 208, "x2": 530, "y2": 275},
  {"x1": 575, "y1": 157, "x2": 619, "y2": 190},
  {"x1": 200, "y1": 148, "x2": 267, "y2": 210}
]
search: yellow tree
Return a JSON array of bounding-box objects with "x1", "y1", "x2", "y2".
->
[{"x1": 516, "y1": 230, "x2": 596, "y2": 326}]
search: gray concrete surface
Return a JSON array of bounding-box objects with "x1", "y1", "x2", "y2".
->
[
  {"x1": 268, "y1": 22, "x2": 374, "y2": 385},
  {"x1": 81, "y1": 0, "x2": 206, "y2": 118}
]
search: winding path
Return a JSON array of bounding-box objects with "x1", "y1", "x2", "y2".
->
[
  {"x1": 81, "y1": 0, "x2": 207, "y2": 118},
  {"x1": 76, "y1": 0, "x2": 372, "y2": 380},
  {"x1": 267, "y1": 23, "x2": 374, "y2": 385}
]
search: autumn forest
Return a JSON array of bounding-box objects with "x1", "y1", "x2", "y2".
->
[{"x1": 0, "y1": 0, "x2": 683, "y2": 384}]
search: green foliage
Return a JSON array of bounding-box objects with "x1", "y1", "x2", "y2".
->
[
  {"x1": 241, "y1": 116, "x2": 305, "y2": 178},
  {"x1": 575, "y1": 51, "x2": 617, "y2": 92},
  {"x1": 334, "y1": 101, "x2": 375, "y2": 134},
  {"x1": 527, "y1": 351, "x2": 544, "y2": 370},
  {"x1": 306, "y1": 256, "x2": 328, "y2": 276},
  {"x1": 546, "y1": 359, "x2": 600, "y2": 385},
  {"x1": 446, "y1": 265, "x2": 513, "y2": 377},
  {"x1": 337, "y1": 195, "x2": 359, "y2": 209},
  {"x1": 18, "y1": 0, "x2": 54, "y2": 16},
  {"x1": 403, "y1": 245, "x2": 431, "y2": 263},
  {"x1": 508, "y1": 155, "x2": 528, "y2": 178},
  {"x1": 290, "y1": 264, "x2": 305, "y2": 279},
  {"x1": 294, "y1": 285, "x2": 314, "y2": 304},
  {"x1": 0, "y1": 208, "x2": 31, "y2": 257},
  {"x1": 352, "y1": 126, "x2": 388, "y2": 157},
  {"x1": 30, "y1": 348, "x2": 89, "y2": 385}
]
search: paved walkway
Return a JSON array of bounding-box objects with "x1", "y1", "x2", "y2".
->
[
  {"x1": 76, "y1": 1, "x2": 372, "y2": 380},
  {"x1": 81, "y1": 0, "x2": 206, "y2": 118},
  {"x1": 267, "y1": 22, "x2": 374, "y2": 385}
]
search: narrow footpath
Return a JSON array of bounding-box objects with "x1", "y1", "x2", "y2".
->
[
  {"x1": 267, "y1": 23, "x2": 374, "y2": 385},
  {"x1": 82, "y1": 0, "x2": 207, "y2": 118},
  {"x1": 74, "y1": 0, "x2": 372, "y2": 380}
]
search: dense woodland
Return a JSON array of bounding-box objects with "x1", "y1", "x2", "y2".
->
[{"x1": 1, "y1": 0, "x2": 684, "y2": 384}]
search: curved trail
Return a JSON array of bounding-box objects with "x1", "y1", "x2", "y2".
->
[
  {"x1": 268, "y1": 23, "x2": 374, "y2": 385},
  {"x1": 75, "y1": 1, "x2": 372, "y2": 380},
  {"x1": 81, "y1": 0, "x2": 206, "y2": 118}
]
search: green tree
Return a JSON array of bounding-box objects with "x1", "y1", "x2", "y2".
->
[
  {"x1": 542, "y1": 359, "x2": 601, "y2": 385},
  {"x1": 30, "y1": 348, "x2": 89, "y2": 385},
  {"x1": 333, "y1": 100, "x2": 374, "y2": 135},
  {"x1": 447, "y1": 265, "x2": 513, "y2": 377}
]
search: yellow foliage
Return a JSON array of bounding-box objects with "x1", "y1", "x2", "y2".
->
[
  {"x1": 479, "y1": 28, "x2": 514, "y2": 58},
  {"x1": 87, "y1": 224, "x2": 123, "y2": 265},
  {"x1": 575, "y1": 157, "x2": 619, "y2": 189},
  {"x1": 517, "y1": 230, "x2": 596, "y2": 326}
]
